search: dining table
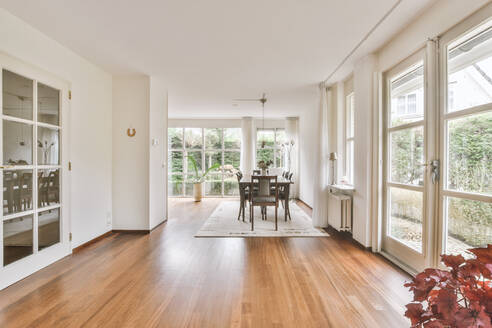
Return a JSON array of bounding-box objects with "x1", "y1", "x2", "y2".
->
[{"x1": 238, "y1": 174, "x2": 293, "y2": 222}]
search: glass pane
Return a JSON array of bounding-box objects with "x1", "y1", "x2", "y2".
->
[
  {"x1": 3, "y1": 214, "x2": 33, "y2": 266},
  {"x1": 224, "y1": 175, "x2": 239, "y2": 196},
  {"x1": 168, "y1": 128, "x2": 183, "y2": 149},
  {"x1": 185, "y1": 151, "x2": 202, "y2": 175},
  {"x1": 38, "y1": 169, "x2": 60, "y2": 208},
  {"x1": 184, "y1": 128, "x2": 202, "y2": 149},
  {"x1": 38, "y1": 208, "x2": 60, "y2": 250},
  {"x1": 275, "y1": 149, "x2": 284, "y2": 168},
  {"x1": 388, "y1": 187, "x2": 423, "y2": 252},
  {"x1": 445, "y1": 197, "x2": 492, "y2": 256},
  {"x1": 2, "y1": 70, "x2": 33, "y2": 121},
  {"x1": 204, "y1": 151, "x2": 222, "y2": 172},
  {"x1": 448, "y1": 26, "x2": 492, "y2": 112},
  {"x1": 37, "y1": 126, "x2": 59, "y2": 165},
  {"x1": 224, "y1": 151, "x2": 240, "y2": 170},
  {"x1": 205, "y1": 128, "x2": 222, "y2": 149},
  {"x1": 390, "y1": 126, "x2": 424, "y2": 186},
  {"x1": 346, "y1": 140, "x2": 354, "y2": 184},
  {"x1": 257, "y1": 129, "x2": 274, "y2": 148},
  {"x1": 224, "y1": 128, "x2": 241, "y2": 149},
  {"x1": 3, "y1": 169, "x2": 33, "y2": 215},
  {"x1": 168, "y1": 175, "x2": 183, "y2": 196},
  {"x1": 3, "y1": 120, "x2": 33, "y2": 165},
  {"x1": 447, "y1": 111, "x2": 492, "y2": 195},
  {"x1": 390, "y1": 64, "x2": 424, "y2": 127},
  {"x1": 168, "y1": 151, "x2": 183, "y2": 173},
  {"x1": 184, "y1": 175, "x2": 195, "y2": 196},
  {"x1": 275, "y1": 129, "x2": 286, "y2": 147},
  {"x1": 205, "y1": 174, "x2": 222, "y2": 196},
  {"x1": 346, "y1": 94, "x2": 355, "y2": 138},
  {"x1": 37, "y1": 83, "x2": 60, "y2": 125},
  {"x1": 256, "y1": 149, "x2": 274, "y2": 165}
]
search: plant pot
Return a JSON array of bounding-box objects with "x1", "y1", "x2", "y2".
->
[
  {"x1": 261, "y1": 168, "x2": 267, "y2": 175},
  {"x1": 193, "y1": 182, "x2": 203, "y2": 202}
]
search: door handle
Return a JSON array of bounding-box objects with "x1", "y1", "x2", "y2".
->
[
  {"x1": 430, "y1": 160, "x2": 440, "y2": 184},
  {"x1": 418, "y1": 160, "x2": 440, "y2": 184}
]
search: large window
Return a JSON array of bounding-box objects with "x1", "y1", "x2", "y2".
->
[
  {"x1": 443, "y1": 22, "x2": 492, "y2": 256},
  {"x1": 345, "y1": 93, "x2": 355, "y2": 185},
  {"x1": 168, "y1": 128, "x2": 241, "y2": 197},
  {"x1": 256, "y1": 128, "x2": 285, "y2": 168}
]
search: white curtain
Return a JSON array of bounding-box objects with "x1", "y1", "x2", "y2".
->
[
  {"x1": 312, "y1": 83, "x2": 331, "y2": 227},
  {"x1": 285, "y1": 117, "x2": 299, "y2": 198},
  {"x1": 240, "y1": 117, "x2": 254, "y2": 174}
]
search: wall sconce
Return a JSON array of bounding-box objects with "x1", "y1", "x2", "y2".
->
[{"x1": 127, "y1": 128, "x2": 136, "y2": 137}]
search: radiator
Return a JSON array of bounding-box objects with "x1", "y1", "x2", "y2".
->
[{"x1": 328, "y1": 192, "x2": 352, "y2": 232}]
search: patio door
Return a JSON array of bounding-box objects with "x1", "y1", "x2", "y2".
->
[
  {"x1": 437, "y1": 13, "x2": 492, "y2": 259},
  {"x1": 382, "y1": 49, "x2": 436, "y2": 272},
  {"x1": 0, "y1": 53, "x2": 70, "y2": 289}
]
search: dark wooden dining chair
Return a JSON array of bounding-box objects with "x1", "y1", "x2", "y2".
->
[
  {"x1": 249, "y1": 175, "x2": 279, "y2": 231},
  {"x1": 236, "y1": 171, "x2": 248, "y2": 221}
]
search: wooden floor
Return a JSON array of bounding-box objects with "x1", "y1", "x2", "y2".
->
[{"x1": 0, "y1": 198, "x2": 412, "y2": 327}]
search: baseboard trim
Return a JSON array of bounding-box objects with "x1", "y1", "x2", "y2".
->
[
  {"x1": 296, "y1": 198, "x2": 312, "y2": 210},
  {"x1": 112, "y1": 229, "x2": 150, "y2": 234},
  {"x1": 73, "y1": 231, "x2": 113, "y2": 253},
  {"x1": 150, "y1": 218, "x2": 168, "y2": 231}
]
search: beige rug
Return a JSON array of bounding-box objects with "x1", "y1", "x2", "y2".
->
[{"x1": 195, "y1": 201, "x2": 329, "y2": 237}]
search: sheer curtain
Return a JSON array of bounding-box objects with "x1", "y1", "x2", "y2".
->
[
  {"x1": 285, "y1": 117, "x2": 299, "y2": 198},
  {"x1": 312, "y1": 83, "x2": 331, "y2": 227},
  {"x1": 240, "y1": 117, "x2": 254, "y2": 174}
]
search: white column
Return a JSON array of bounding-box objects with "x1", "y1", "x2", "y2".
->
[
  {"x1": 285, "y1": 117, "x2": 299, "y2": 198},
  {"x1": 240, "y1": 117, "x2": 254, "y2": 174},
  {"x1": 312, "y1": 84, "x2": 331, "y2": 227}
]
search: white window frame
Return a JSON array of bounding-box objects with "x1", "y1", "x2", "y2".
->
[
  {"x1": 168, "y1": 127, "x2": 241, "y2": 197},
  {"x1": 255, "y1": 128, "x2": 285, "y2": 168},
  {"x1": 345, "y1": 92, "x2": 355, "y2": 185},
  {"x1": 437, "y1": 10, "x2": 492, "y2": 260}
]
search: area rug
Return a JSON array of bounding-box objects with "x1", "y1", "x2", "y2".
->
[{"x1": 195, "y1": 201, "x2": 329, "y2": 237}]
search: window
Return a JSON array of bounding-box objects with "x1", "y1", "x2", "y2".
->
[
  {"x1": 345, "y1": 93, "x2": 355, "y2": 185},
  {"x1": 256, "y1": 128, "x2": 285, "y2": 168},
  {"x1": 443, "y1": 22, "x2": 492, "y2": 256},
  {"x1": 168, "y1": 128, "x2": 241, "y2": 197}
]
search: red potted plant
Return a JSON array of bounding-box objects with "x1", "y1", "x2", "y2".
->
[{"x1": 404, "y1": 244, "x2": 492, "y2": 327}]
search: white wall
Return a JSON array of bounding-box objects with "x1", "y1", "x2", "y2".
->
[
  {"x1": 299, "y1": 106, "x2": 317, "y2": 206},
  {"x1": 112, "y1": 75, "x2": 168, "y2": 230},
  {"x1": 0, "y1": 9, "x2": 113, "y2": 248},
  {"x1": 149, "y1": 77, "x2": 168, "y2": 229},
  {"x1": 352, "y1": 54, "x2": 377, "y2": 247},
  {"x1": 377, "y1": 0, "x2": 489, "y2": 72},
  {"x1": 112, "y1": 76, "x2": 150, "y2": 230}
]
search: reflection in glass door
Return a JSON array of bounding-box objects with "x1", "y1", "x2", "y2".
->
[
  {"x1": 0, "y1": 60, "x2": 68, "y2": 289},
  {"x1": 440, "y1": 21, "x2": 492, "y2": 257},
  {"x1": 383, "y1": 52, "x2": 428, "y2": 271}
]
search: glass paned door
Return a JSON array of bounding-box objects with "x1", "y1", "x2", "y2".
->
[
  {"x1": 440, "y1": 20, "x2": 492, "y2": 257},
  {"x1": 0, "y1": 54, "x2": 70, "y2": 290},
  {"x1": 383, "y1": 51, "x2": 429, "y2": 271}
]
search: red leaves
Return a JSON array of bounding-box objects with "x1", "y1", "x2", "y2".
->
[
  {"x1": 404, "y1": 244, "x2": 492, "y2": 328},
  {"x1": 442, "y1": 254, "x2": 466, "y2": 270}
]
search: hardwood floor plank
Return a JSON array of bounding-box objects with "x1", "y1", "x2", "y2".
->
[{"x1": 0, "y1": 198, "x2": 411, "y2": 327}]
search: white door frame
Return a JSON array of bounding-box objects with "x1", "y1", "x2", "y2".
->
[
  {"x1": 437, "y1": 6, "x2": 492, "y2": 261},
  {"x1": 0, "y1": 52, "x2": 71, "y2": 290},
  {"x1": 381, "y1": 48, "x2": 436, "y2": 273}
]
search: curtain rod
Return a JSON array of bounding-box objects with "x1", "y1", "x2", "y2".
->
[{"x1": 322, "y1": 0, "x2": 404, "y2": 85}]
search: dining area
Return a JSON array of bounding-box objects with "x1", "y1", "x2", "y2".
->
[{"x1": 236, "y1": 169, "x2": 294, "y2": 231}]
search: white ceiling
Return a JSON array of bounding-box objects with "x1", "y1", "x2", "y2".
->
[{"x1": 0, "y1": 0, "x2": 436, "y2": 118}]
